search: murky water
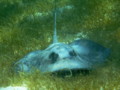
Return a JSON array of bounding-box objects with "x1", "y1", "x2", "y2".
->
[{"x1": 0, "y1": 0, "x2": 120, "y2": 89}]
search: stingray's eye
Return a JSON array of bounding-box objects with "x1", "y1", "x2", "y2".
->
[
  {"x1": 69, "y1": 50, "x2": 77, "y2": 56},
  {"x1": 49, "y1": 52, "x2": 59, "y2": 63}
]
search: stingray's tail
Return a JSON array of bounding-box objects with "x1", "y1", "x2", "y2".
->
[{"x1": 53, "y1": 0, "x2": 58, "y2": 43}]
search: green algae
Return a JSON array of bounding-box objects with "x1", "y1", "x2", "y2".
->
[{"x1": 0, "y1": 0, "x2": 120, "y2": 89}]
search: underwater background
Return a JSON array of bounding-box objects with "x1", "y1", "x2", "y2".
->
[{"x1": 0, "y1": 0, "x2": 120, "y2": 90}]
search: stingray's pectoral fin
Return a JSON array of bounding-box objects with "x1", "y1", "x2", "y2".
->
[{"x1": 69, "y1": 39, "x2": 110, "y2": 67}]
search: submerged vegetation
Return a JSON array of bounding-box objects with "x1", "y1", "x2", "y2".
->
[{"x1": 0, "y1": 0, "x2": 120, "y2": 89}]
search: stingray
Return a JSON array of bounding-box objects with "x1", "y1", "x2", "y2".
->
[{"x1": 14, "y1": 3, "x2": 110, "y2": 74}]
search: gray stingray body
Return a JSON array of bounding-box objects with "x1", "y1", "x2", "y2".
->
[
  {"x1": 14, "y1": 39, "x2": 110, "y2": 73},
  {"x1": 14, "y1": 3, "x2": 110, "y2": 73}
]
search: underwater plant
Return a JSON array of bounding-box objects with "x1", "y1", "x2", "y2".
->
[{"x1": 0, "y1": 0, "x2": 120, "y2": 89}]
